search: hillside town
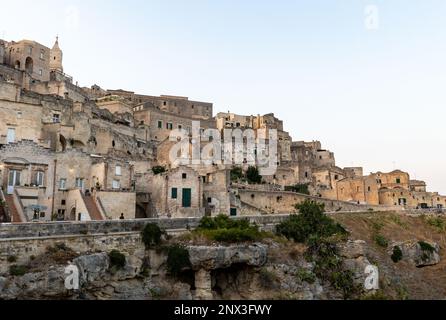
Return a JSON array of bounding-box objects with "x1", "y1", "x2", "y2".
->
[{"x1": 0, "y1": 37, "x2": 445, "y2": 223}]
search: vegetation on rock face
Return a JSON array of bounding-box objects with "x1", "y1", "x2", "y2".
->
[
  {"x1": 285, "y1": 184, "x2": 310, "y2": 195},
  {"x1": 142, "y1": 223, "x2": 164, "y2": 248},
  {"x1": 194, "y1": 215, "x2": 265, "y2": 243},
  {"x1": 418, "y1": 241, "x2": 435, "y2": 253},
  {"x1": 391, "y1": 246, "x2": 403, "y2": 263},
  {"x1": 276, "y1": 200, "x2": 357, "y2": 299},
  {"x1": 296, "y1": 268, "x2": 316, "y2": 284},
  {"x1": 9, "y1": 265, "x2": 29, "y2": 277},
  {"x1": 374, "y1": 234, "x2": 389, "y2": 248},
  {"x1": 152, "y1": 166, "x2": 166, "y2": 175},
  {"x1": 7, "y1": 255, "x2": 17, "y2": 263},
  {"x1": 276, "y1": 200, "x2": 348, "y2": 243},
  {"x1": 109, "y1": 250, "x2": 126, "y2": 269},
  {"x1": 425, "y1": 216, "x2": 446, "y2": 232},
  {"x1": 258, "y1": 268, "x2": 279, "y2": 289},
  {"x1": 166, "y1": 245, "x2": 191, "y2": 277}
]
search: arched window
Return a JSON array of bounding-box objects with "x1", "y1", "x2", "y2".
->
[{"x1": 25, "y1": 57, "x2": 33, "y2": 74}]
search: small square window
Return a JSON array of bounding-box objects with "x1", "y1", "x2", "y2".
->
[
  {"x1": 53, "y1": 114, "x2": 60, "y2": 123},
  {"x1": 61, "y1": 200, "x2": 66, "y2": 205},
  {"x1": 182, "y1": 173, "x2": 187, "y2": 179},
  {"x1": 207, "y1": 197, "x2": 212, "y2": 203},
  {"x1": 112, "y1": 180, "x2": 120, "y2": 190}
]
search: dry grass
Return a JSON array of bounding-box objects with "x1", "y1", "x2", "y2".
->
[{"x1": 333, "y1": 212, "x2": 446, "y2": 299}]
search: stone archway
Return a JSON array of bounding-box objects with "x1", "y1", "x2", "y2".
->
[{"x1": 25, "y1": 57, "x2": 33, "y2": 74}]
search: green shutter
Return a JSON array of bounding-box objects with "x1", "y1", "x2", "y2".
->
[
  {"x1": 171, "y1": 188, "x2": 177, "y2": 199},
  {"x1": 182, "y1": 188, "x2": 192, "y2": 208}
]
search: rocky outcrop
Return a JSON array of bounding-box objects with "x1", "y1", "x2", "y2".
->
[
  {"x1": 390, "y1": 240, "x2": 440, "y2": 267},
  {"x1": 187, "y1": 244, "x2": 268, "y2": 270}
]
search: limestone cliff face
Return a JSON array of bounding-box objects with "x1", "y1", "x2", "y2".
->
[
  {"x1": 0, "y1": 232, "x2": 442, "y2": 300},
  {"x1": 0, "y1": 240, "x2": 371, "y2": 300}
]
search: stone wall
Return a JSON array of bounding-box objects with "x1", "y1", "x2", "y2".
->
[
  {"x1": 237, "y1": 189, "x2": 398, "y2": 214},
  {"x1": 97, "y1": 191, "x2": 136, "y2": 220}
]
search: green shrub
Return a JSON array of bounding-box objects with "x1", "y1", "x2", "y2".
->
[
  {"x1": 418, "y1": 241, "x2": 435, "y2": 253},
  {"x1": 306, "y1": 237, "x2": 359, "y2": 299},
  {"x1": 246, "y1": 166, "x2": 262, "y2": 184},
  {"x1": 152, "y1": 166, "x2": 166, "y2": 175},
  {"x1": 259, "y1": 268, "x2": 278, "y2": 289},
  {"x1": 109, "y1": 250, "x2": 126, "y2": 269},
  {"x1": 7, "y1": 255, "x2": 17, "y2": 263},
  {"x1": 195, "y1": 215, "x2": 264, "y2": 243},
  {"x1": 166, "y1": 245, "x2": 191, "y2": 277},
  {"x1": 391, "y1": 246, "x2": 403, "y2": 263},
  {"x1": 296, "y1": 268, "x2": 316, "y2": 284},
  {"x1": 374, "y1": 234, "x2": 389, "y2": 248},
  {"x1": 142, "y1": 223, "x2": 163, "y2": 248},
  {"x1": 426, "y1": 217, "x2": 446, "y2": 232},
  {"x1": 10, "y1": 265, "x2": 28, "y2": 277},
  {"x1": 230, "y1": 166, "x2": 243, "y2": 181},
  {"x1": 285, "y1": 184, "x2": 310, "y2": 195},
  {"x1": 361, "y1": 291, "x2": 390, "y2": 300},
  {"x1": 276, "y1": 200, "x2": 348, "y2": 244}
]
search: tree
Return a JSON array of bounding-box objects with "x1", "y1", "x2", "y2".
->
[{"x1": 246, "y1": 166, "x2": 262, "y2": 184}]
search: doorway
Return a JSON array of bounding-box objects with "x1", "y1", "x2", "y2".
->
[
  {"x1": 7, "y1": 170, "x2": 21, "y2": 194},
  {"x1": 7, "y1": 128, "x2": 15, "y2": 144},
  {"x1": 182, "y1": 188, "x2": 191, "y2": 208}
]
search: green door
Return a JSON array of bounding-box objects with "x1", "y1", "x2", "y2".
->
[{"x1": 182, "y1": 188, "x2": 192, "y2": 208}]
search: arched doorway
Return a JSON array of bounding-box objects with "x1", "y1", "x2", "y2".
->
[
  {"x1": 14, "y1": 60, "x2": 21, "y2": 69},
  {"x1": 69, "y1": 207, "x2": 76, "y2": 221},
  {"x1": 59, "y1": 134, "x2": 67, "y2": 152},
  {"x1": 25, "y1": 57, "x2": 33, "y2": 74}
]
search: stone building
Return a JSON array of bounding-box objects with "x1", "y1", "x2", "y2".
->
[{"x1": 1, "y1": 35, "x2": 445, "y2": 224}]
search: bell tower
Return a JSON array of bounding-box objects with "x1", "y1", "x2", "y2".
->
[{"x1": 49, "y1": 36, "x2": 63, "y2": 73}]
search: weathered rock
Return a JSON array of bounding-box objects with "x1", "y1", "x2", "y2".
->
[
  {"x1": 187, "y1": 244, "x2": 268, "y2": 270},
  {"x1": 339, "y1": 240, "x2": 367, "y2": 259},
  {"x1": 73, "y1": 252, "x2": 109, "y2": 286},
  {"x1": 390, "y1": 240, "x2": 440, "y2": 267}
]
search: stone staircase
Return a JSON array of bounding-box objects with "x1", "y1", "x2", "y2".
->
[
  {"x1": 4, "y1": 195, "x2": 23, "y2": 223},
  {"x1": 82, "y1": 194, "x2": 104, "y2": 221}
]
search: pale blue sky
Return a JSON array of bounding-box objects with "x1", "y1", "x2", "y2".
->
[{"x1": 1, "y1": 1, "x2": 446, "y2": 193}]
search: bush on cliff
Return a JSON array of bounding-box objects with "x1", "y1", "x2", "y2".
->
[
  {"x1": 194, "y1": 215, "x2": 265, "y2": 243},
  {"x1": 276, "y1": 200, "x2": 348, "y2": 243},
  {"x1": 142, "y1": 223, "x2": 164, "y2": 248},
  {"x1": 166, "y1": 245, "x2": 191, "y2": 277},
  {"x1": 9, "y1": 265, "x2": 29, "y2": 277},
  {"x1": 109, "y1": 250, "x2": 126, "y2": 269}
]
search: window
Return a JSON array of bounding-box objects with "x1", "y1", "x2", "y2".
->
[
  {"x1": 28, "y1": 46, "x2": 33, "y2": 55},
  {"x1": 182, "y1": 173, "x2": 187, "y2": 179},
  {"x1": 334, "y1": 175, "x2": 339, "y2": 180},
  {"x1": 368, "y1": 186, "x2": 371, "y2": 192},
  {"x1": 36, "y1": 171, "x2": 44, "y2": 187},
  {"x1": 39, "y1": 69, "x2": 43, "y2": 76},
  {"x1": 52, "y1": 114, "x2": 60, "y2": 123},
  {"x1": 207, "y1": 197, "x2": 212, "y2": 203},
  {"x1": 171, "y1": 188, "x2": 178, "y2": 199},
  {"x1": 178, "y1": 124, "x2": 182, "y2": 130},
  {"x1": 157, "y1": 120, "x2": 163, "y2": 129},
  {"x1": 115, "y1": 165, "x2": 122, "y2": 176},
  {"x1": 75, "y1": 178, "x2": 84, "y2": 190},
  {"x1": 40, "y1": 50, "x2": 44, "y2": 60},
  {"x1": 17, "y1": 111, "x2": 22, "y2": 119},
  {"x1": 59, "y1": 178, "x2": 67, "y2": 190},
  {"x1": 396, "y1": 178, "x2": 401, "y2": 184},
  {"x1": 163, "y1": 101, "x2": 167, "y2": 106},
  {"x1": 112, "y1": 180, "x2": 120, "y2": 190},
  {"x1": 61, "y1": 200, "x2": 66, "y2": 205},
  {"x1": 167, "y1": 122, "x2": 173, "y2": 130}
]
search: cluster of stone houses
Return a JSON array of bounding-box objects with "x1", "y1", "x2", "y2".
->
[{"x1": 0, "y1": 37, "x2": 444, "y2": 223}]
